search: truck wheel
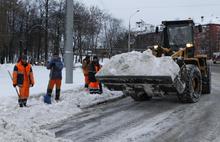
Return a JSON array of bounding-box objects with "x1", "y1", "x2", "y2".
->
[
  {"x1": 202, "y1": 64, "x2": 211, "y2": 94},
  {"x1": 178, "y1": 65, "x2": 202, "y2": 103},
  {"x1": 130, "y1": 91, "x2": 152, "y2": 101}
]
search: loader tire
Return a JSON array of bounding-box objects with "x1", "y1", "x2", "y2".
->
[
  {"x1": 178, "y1": 65, "x2": 202, "y2": 103},
  {"x1": 202, "y1": 64, "x2": 211, "y2": 94},
  {"x1": 130, "y1": 91, "x2": 152, "y2": 101}
]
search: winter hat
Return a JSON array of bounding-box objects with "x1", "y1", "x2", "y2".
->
[
  {"x1": 53, "y1": 52, "x2": 59, "y2": 56},
  {"x1": 21, "y1": 55, "x2": 28, "y2": 61},
  {"x1": 85, "y1": 55, "x2": 90, "y2": 59},
  {"x1": 93, "y1": 56, "x2": 98, "y2": 60}
]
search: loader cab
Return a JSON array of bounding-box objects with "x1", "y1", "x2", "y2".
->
[{"x1": 162, "y1": 20, "x2": 195, "y2": 57}]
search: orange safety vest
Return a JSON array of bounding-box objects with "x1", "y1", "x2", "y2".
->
[
  {"x1": 13, "y1": 61, "x2": 35, "y2": 99},
  {"x1": 13, "y1": 61, "x2": 34, "y2": 86}
]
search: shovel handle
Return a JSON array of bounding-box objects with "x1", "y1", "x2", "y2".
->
[{"x1": 7, "y1": 70, "x2": 20, "y2": 97}]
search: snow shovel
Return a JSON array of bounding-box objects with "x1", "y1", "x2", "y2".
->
[{"x1": 7, "y1": 70, "x2": 20, "y2": 97}]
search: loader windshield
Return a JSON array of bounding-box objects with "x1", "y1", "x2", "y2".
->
[{"x1": 167, "y1": 25, "x2": 193, "y2": 51}]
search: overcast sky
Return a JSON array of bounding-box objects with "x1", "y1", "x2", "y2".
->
[{"x1": 79, "y1": 0, "x2": 220, "y2": 28}]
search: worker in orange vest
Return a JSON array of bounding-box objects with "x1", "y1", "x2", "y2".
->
[
  {"x1": 13, "y1": 55, "x2": 35, "y2": 107},
  {"x1": 88, "y1": 56, "x2": 102, "y2": 94},
  {"x1": 82, "y1": 55, "x2": 90, "y2": 88}
]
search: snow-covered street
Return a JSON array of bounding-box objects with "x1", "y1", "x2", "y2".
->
[
  {"x1": 0, "y1": 60, "x2": 219, "y2": 142},
  {"x1": 44, "y1": 64, "x2": 220, "y2": 142}
]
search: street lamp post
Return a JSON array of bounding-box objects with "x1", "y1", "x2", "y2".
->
[
  {"x1": 128, "y1": 10, "x2": 140, "y2": 52},
  {"x1": 64, "y1": 0, "x2": 74, "y2": 83}
]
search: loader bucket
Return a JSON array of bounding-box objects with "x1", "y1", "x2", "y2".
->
[{"x1": 96, "y1": 75, "x2": 174, "y2": 91}]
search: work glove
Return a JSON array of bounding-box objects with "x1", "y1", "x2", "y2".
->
[{"x1": 13, "y1": 84, "x2": 17, "y2": 87}]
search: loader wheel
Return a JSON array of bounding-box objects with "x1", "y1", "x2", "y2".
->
[
  {"x1": 202, "y1": 64, "x2": 211, "y2": 94},
  {"x1": 130, "y1": 91, "x2": 152, "y2": 101},
  {"x1": 178, "y1": 65, "x2": 202, "y2": 103}
]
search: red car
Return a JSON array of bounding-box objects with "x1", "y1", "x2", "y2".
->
[{"x1": 213, "y1": 52, "x2": 220, "y2": 64}]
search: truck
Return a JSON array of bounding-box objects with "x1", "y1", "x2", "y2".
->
[
  {"x1": 96, "y1": 20, "x2": 211, "y2": 103},
  {"x1": 213, "y1": 52, "x2": 220, "y2": 64}
]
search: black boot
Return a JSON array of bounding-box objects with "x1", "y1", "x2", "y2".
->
[
  {"x1": 89, "y1": 88, "x2": 95, "y2": 94},
  {"x1": 18, "y1": 99, "x2": 23, "y2": 107},
  {"x1": 55, "y1": 89, "x2": 60, "y2": 101},
  {"x1": 84, "y1": 84, "x2": 88, "y2": 88},
  {"x1": 23, "y1": 99, "x2": 27, "y2": 107},
  {"x1": 98, "y1": 83, "x2": 103, "y2": 94}
]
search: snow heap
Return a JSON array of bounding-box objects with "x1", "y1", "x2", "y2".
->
[{"x1": 96, "y1": 50, "x2": 180, "y2": 81}]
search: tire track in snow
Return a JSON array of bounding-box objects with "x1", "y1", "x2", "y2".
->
[
  {"x1": 46, "y1": 66, "x2": 220, "y2": 142},
  {"x1": 48, "y1": 96, "x2": 183, "y2": 142}
]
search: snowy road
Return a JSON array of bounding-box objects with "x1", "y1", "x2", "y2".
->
[{"x1": 47, "y1": 64, "x2": 220, "y2": 142}]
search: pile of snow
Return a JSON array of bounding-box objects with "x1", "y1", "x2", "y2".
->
[
  {"x1": 97, "y1": 50, "x2": 180, "y2": 80},
  {"x1": 0, "y1": 63, "x2": 123, "y2": 142}
]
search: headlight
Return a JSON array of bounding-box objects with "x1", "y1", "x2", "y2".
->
[
  {"x1": 186, "y1": 43, "x2": 193, "y2": 48},
  {"x1": 154, "y1": 45, "x2": 159, "y2": 49}
]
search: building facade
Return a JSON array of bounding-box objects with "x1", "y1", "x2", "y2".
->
[
  {"x1": 194, "y1": 24, "x2": 220, "y2": 58},
  {"x1": 133, "y1": 32, "x2": 161, "y2": 51}
]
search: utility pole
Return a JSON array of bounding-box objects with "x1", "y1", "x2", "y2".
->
[
  {"x1": 128, "y1": 10, "x2": 140, "y2": 52},
  {"x1": 45, "y1": 0, "x2": 49, "y2": 62},
  {"x1": 128, "y1": 21, "x2": 131, "y2": 52},
  {"x1": 64, "y1": 0, "x2": 74, "y2": 83}
]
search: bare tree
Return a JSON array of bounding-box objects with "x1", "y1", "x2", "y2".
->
[
  {"x1": 0, "y1": 0, "x2": 127, "y2": 63},
  {"x1": 102, "y1": 14, "x2": 126, "y2": 57}
]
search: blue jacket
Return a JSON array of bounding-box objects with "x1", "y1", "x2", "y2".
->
[{"x1": 47, "y1": 56, "x2": 63, "y2": 79}]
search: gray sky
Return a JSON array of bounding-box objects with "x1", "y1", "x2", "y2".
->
[{"x1": 79, "y1": 0, "x2": 220, "y2": 28}]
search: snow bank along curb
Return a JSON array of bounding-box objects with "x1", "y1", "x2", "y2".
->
[
  {"x1": 75, "y1": 87, "x2": 124, "y2": 109},
  {"x1": 79, "y1": 91, "x2": 126, "y2": 109}
]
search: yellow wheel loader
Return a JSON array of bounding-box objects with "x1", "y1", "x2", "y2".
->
[{"x1": 97, "y1": 20, "x2": 211, "y2": 103}]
